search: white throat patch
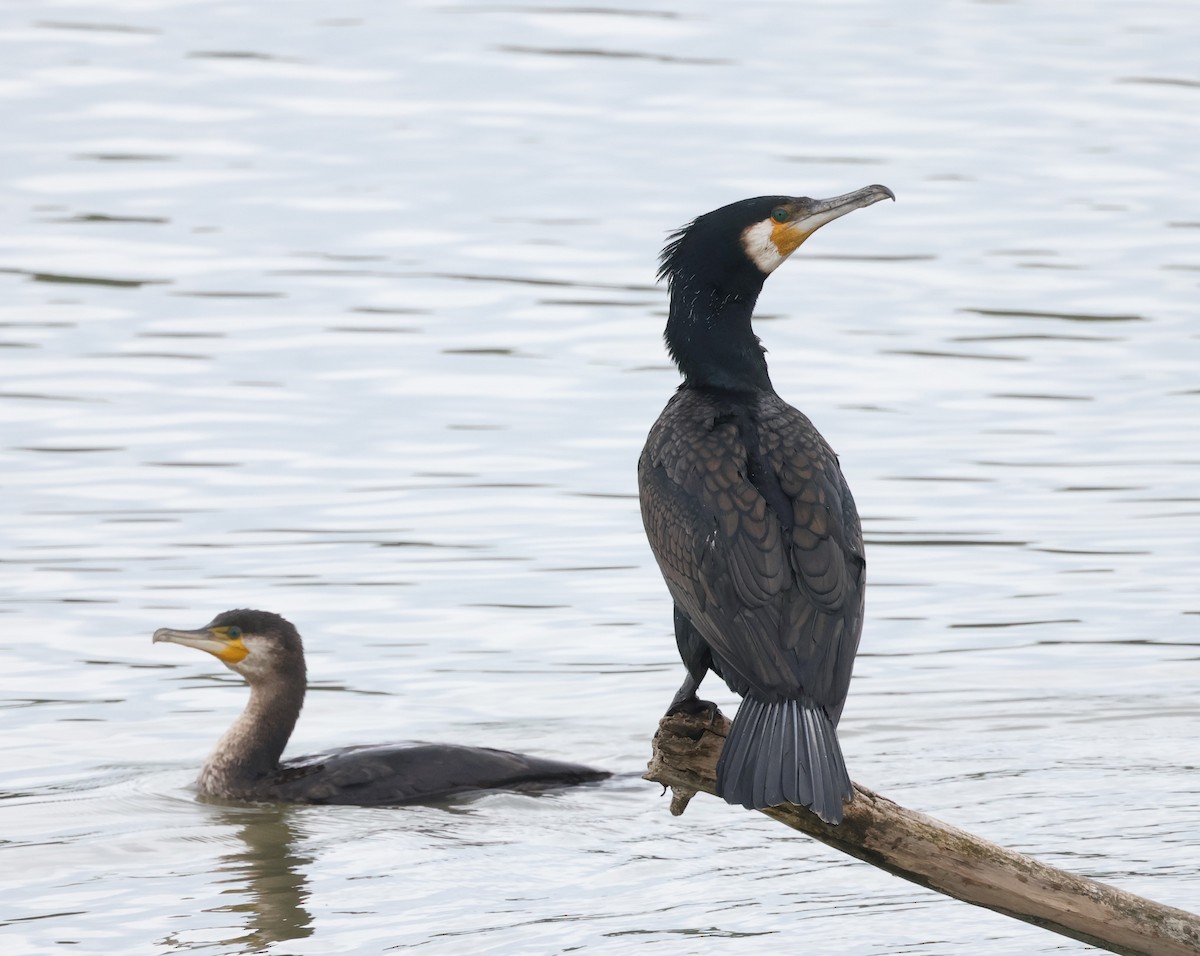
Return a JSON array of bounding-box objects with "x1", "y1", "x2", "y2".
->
[{"x1": 741, "y1": 219, "x2": 787, "y2": 274}]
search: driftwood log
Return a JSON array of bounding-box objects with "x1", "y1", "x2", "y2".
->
[{"x1": 645, "y1": 710, "x2": 1200, "y2": 956}]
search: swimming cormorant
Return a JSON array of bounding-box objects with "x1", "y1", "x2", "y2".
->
[
  {"x1": 154, "y1": 608, "x2": 608, "y2": 804},
  {"x1": 638, "y1": 185, "x2": 894, "y2": 823}
]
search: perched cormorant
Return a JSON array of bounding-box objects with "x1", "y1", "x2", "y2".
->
[
  {"x1": 154, "y1": 608, "x2": 608, "y2": 804},
  {"x1": 638, "y1": 185, "x2": 894, "y2": 823}
]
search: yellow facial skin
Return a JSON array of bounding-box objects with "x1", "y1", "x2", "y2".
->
[
  {"x1": 153, "y1": 625, "x2": 249, "y2": 664},
  {"x1": 742, "y1": 186, "x2": 895, "y2": 275},
  {"x1": 770, "y1": 215, "x2": 813, "y2": 258},
  {"x1": 209, "y1": 629, "x2": 249, "y2": 663}
]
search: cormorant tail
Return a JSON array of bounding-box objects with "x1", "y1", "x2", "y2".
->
[{"x1": 715, "y1": 696, "x2": 851, "y2": 824}]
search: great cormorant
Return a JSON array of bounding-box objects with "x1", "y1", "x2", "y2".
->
[
  {"x1": 154, "y1": 608, "x2": 608, "y2": 804},
  {"x1": 638, "y1": 185, "x2": 894, "y2": 823}
]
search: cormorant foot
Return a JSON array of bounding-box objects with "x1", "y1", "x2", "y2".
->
[{"x1": 665, "y1": 696, "x2": 719, "y2": 720}]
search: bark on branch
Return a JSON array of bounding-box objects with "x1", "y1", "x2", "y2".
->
[{"x1": 645, "y1": 710, "x2": 1200, "y2": 956}]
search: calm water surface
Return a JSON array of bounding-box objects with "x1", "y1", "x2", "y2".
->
[{"x1": 1, "y1": 1, "x2": 1197, "y2": 954}]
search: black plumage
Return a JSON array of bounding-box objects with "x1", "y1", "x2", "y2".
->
[
  {"x1": 154, "y1": 609, "x2": 607, "y2": 805},
  {"x1": 638, "y1": 186, "x2": 893, "y2": 823}
]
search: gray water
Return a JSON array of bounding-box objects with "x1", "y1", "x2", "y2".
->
[{"x1": 1, "y1": 1, "x2": 1197, "y2": 954}]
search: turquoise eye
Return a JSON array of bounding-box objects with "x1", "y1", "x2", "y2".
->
[
  {"x1": 771, "y1": 207, "x2": 789, "y2": 223},
  {"x1": 228, "y1": 626, "x2": 242, "y2": 639}
]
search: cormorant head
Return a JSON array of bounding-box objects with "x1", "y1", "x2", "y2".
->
[
  {"x1": 656, "y1": 185, "x2": 894, "y2": 391},
  {"x1": 154, "y1": 608, "x2": 305, "y2": 685},
  {"x1": 659, "y1": 185, "x2": 895, "y2": 294}
]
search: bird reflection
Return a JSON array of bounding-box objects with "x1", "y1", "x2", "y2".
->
[{"x1": 210, "y1": 805, "x2": 314, "y2": 951}]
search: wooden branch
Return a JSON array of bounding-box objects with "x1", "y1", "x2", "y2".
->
[{"x1": 645, "y1": 710, "x2": 1200, "y2": 956}]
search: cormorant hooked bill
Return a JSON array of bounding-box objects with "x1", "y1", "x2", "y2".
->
[
  {"x1": 154, "y1": 609, "x2": 608, "y2": 804},
  {"x1": 638, "y1": 185, "x2": 894, "y2": 823}
]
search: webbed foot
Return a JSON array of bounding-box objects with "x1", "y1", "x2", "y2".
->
[{"x1": 666, "y1": 694, "x2": 718, "y2": 720}]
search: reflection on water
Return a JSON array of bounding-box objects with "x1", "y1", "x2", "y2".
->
[
  {"x1": 203, "y1": 807, "x2": 314, "y2": 953},
  {"x1": 1, "y1": 0, "x2": 1198, "y2": 953}
]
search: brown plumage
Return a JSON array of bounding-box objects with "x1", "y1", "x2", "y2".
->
[{"x1": 638, "y1": 187, "x2": 893, "y2": 822}]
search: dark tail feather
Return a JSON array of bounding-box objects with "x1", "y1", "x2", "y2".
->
[{"x1": 716, "y1": 697, "x2": 852, "y2": 824}]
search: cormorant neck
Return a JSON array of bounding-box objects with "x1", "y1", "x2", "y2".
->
[
  {"x1": 198, "y1": 673, "x2": 304, "y2": 798},
  {"x1": 664, "y1": 276, "x2": 774, "y2": 393}
]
